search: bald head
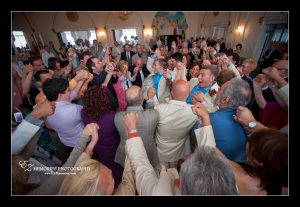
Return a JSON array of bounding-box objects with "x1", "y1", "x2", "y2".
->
[
  {"x1": 171, "y1": 80, "x2": 190, "y2": 101},
  {"x1": 135, "y1": 58, "x2": 143, "y2": 68},
  {"x1": 125, "y1": 86, "x2": 144, "y2": 106}
]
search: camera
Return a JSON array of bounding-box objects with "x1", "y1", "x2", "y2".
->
[{"x1": 14, "y1": 112, "x2": 23, "y2": 123}]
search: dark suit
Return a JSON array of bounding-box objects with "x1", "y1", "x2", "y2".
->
[
  {"x1": 130, "y1": 64, "x2": 150, "y2": 87},
  {"x1": 220, "y1": 42, "x2": 226, "y2": 53},
  {"x1": 90, "y1": 45, "x2": 104, "y2": 59},
  {"x1": 121, "y1": 51, "x2": 135, "y2": 66},
  {"x1": 88, "y1": 70, "x2": 119, "y2": 112}
]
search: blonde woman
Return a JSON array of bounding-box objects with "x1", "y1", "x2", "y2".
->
[
  {"x1": 57, "y1": 123, "x2": 136, "y2": 195},
  {"x1": 117, "y1": 60, "x2": 137, "y2": 91}
]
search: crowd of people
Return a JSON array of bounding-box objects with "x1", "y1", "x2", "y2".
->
[{"x1": 12, "y1": 36, "x2": 288, "y2": 195}]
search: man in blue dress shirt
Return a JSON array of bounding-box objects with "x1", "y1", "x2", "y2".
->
[{"x1": 210, "y1": 78, "x2": 252, "y2": 162}]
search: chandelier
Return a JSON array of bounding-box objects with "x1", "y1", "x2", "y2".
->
[{"x1": 114, "y1": 11, "x2": 133, "y2": 20}]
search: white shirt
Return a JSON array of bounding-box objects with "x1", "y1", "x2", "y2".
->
[{"x1": 42, "y1": 51, "x2": 55, "y2": 68}]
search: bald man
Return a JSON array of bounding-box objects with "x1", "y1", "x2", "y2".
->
[
  {"x1": 147, "y1": 80, "x2": 198, "y2": 168},
  {"x1": 114, "y1": 86, "x2": 160, "y2": 169},
  {"x1": 130, "y1": 58, "x2": 150, "y2": 87}
]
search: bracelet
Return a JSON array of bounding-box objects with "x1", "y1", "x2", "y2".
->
[{"x1": 128, "y1": 132, "x2": 140, "y2": 139}]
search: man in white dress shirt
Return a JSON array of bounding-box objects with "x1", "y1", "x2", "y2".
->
[{"x1": 41, "y1": 45, "x2": 55, "y2": 68}]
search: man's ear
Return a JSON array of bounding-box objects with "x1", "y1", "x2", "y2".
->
[{"x1": 222, "y1": 96, "x2": 229, "y2": 104}]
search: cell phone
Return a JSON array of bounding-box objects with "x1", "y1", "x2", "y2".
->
[{"x1": 14, "y1": 112, "x2": 23, "y2": 123}]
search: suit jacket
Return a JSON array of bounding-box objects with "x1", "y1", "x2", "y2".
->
[
  {"x1": 189, "y1": 78, "x2": 220, "y2": 113},
  {"x1": 142, "y1": 73, "x2": 171, "y2": 104},
  {"x1": 121, "y1": 51, "x2": 135, "y2": 66},
  {"x1": 125, "y1": 124, "x2": 215, "y2": 195},
  {"x1": 89, "y1": 71, "x2": 119, "y2": 112},
  {"x1": 90, "y1": 45, "x2": 104, "y2": 59},
  {"x1": 131, "y1": 52, "x2": 149, "y2": 65},
  {"x1": 130, "y1": 64, "x2": 150, "y2": 87},
  {"x1": 148, "y1": 100, "x2": 198, "y2": 163},
  {"x1": 114, "y1": 106, "x2": 160, "y2": 168}
]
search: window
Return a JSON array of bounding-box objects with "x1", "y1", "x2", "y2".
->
[
  {"x1": 113, "y1": 28, "x2": 138, "y2": 45},
  {"x1": 202, "y1": 26, "x2": 226, "y2": 39},
  {"x1": 60, "y1": 30, "x2": 97, "y2": 48},
  {"x1": 12, "y1": 31, "x2": 28, "y2": 49}
]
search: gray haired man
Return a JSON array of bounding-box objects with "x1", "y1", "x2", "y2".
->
[{"x1": 114, "y1": 86, "x2": 159, "y2": 168}]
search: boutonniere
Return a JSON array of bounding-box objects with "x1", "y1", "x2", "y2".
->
[{"x1": 208, "y1": 89, "x2": 217, "y2": 97}]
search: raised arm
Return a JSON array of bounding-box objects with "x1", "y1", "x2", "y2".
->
[
  {"x1": 191, "y1": 102, "x2": 216, "y2": 147},
  {"x1": 12, "y1": 101, "x2": 55, "y2": 155},
  {"x1": 233, "y1": 106, "x2": 267, "y2": 136},
  {"x1": 28, "y1": 123, "x2": 99, "y2": 195},
  {"x1": 253, "y1": 75, "x2": 267, "y2": 109},
  {"x1": 124, "y1": 112, "x2": 173, "y2": 195}
]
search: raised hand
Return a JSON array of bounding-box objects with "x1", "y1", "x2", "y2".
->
[
  {"x1": 191, "y1": 102, "x2": 210, "y2": 126},
  {"x1": 262, "y1": 67, "x2": 281, "y2": 81},
  {"x1": 147, "y1": 87, "x2": 156, "y2": 99},
  {"x1": 31, "y1": 100, "x2": 56, "y2": 119},
  {"x1": 191, "y1": 102, "x2": 209, "y2": 118},
  {"x1": 202, "y1": 59, "x2": 211, "y2": 66},
  {"x1": 253, "y1": 74, "x2": 267, "y2": 88},
  {"x1": 82, "y1": 123, "x2": 99, "y2": 141},
  {"x1": 87, "y1": 72, "x2": 94, "y2": 82},
  {"x1": 192, "y1": 92, "x2": 205, "y2": 104},
  {"x1": 163, "y1": 71, "x2": 171, "y2": 80},
  {"x1": 83, "y1": 123, "x2": 100, "y2": 156},
  {"x1": 232, "y1": 106, "x2": 255, "y2": 127},
  {"x1": 123, "y1": 112, "x2": 138, "y2": 132},
  {"x1": 68, "y1": 47, "x2": 75, "y2": 57},
  {"x1": 154, "y1": 48, "x2": 161, "y2": 59},
  {"x1": 133, "y1": 67, "x2": 139, "y2": 75},
  {"x1": 171, "y1": 41, "x2": 176, "y2": 50}
]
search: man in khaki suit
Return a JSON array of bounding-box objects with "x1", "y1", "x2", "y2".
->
[
  {"x1": 147, "y1": 80, "x2": 198, "y2": 168},
  {"x1": 123, "y1": 106, "x2": 238, "y2": 195}
]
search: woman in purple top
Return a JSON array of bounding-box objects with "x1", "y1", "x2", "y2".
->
[{"x1": 81, "y1": 86, "x2": 123, "y2": 188}]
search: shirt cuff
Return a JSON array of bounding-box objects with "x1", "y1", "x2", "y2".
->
[
  {"x1": 25, "y1": 114, "x2": 44, "y2": 127},
  {"x1": 146, "y1": 99, "x2": 154, "y2": 103}
]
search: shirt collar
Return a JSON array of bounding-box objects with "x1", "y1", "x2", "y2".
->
[
  {"x1": 169, "y1": 100, "x2": 188, "y2": 107},
  {"x1": 126, "y1": 106, "x2": 144, "y2": 111},
  {"x1": 154, "y1": 72, "x2": 163, "y2": 76}
]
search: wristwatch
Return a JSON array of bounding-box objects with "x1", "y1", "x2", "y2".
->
[{"x1": 248, "y1": 121, "x2": 257, "y2": 129}]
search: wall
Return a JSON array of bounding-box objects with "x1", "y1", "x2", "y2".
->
[
  {"x1": 197, "y1": 11, "x2": 288, "y2": 60},
  {"x1": 12, "y1": 11, "x2": 288, "y2": 60}
]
